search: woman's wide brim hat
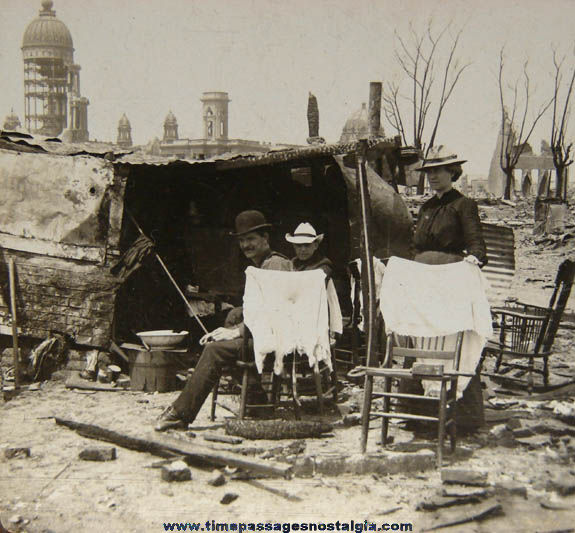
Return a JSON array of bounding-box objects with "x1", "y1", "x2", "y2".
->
[
  {"x1": 285, "y1": 222, "x2": 324, "y2": 244},
  {"x1": 415, "y1": 145, "x2": 467, "y2": 171},
  {"x1": 231, "y1": 210, "x2": 272, "y2": 236}
]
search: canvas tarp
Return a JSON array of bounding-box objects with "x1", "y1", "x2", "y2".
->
[{"x1": 334, "y1": 154, "x2": 413, "y2": 261}]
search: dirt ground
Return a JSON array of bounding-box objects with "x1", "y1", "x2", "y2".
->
[{"x1": 2, "y1": 199, "x2": 575, "y2": 533}]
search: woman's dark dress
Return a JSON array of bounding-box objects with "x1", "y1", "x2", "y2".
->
[{"x1": 407, "y1": 188, "x2": 487, "y2": 431}]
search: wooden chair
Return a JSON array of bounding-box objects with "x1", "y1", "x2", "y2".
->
[
  {"x1": 210, "y1": 270, "x2": 340, "y2": 420},
  {"x1": 481, "y1": 259, "x2": 575, "y2": 390},
  {"x1": 210, "y1": 328, "x2": 337, "y2": 420},
  {"x1": 360, "y1": 332, "x2": 464, "y2": 468}
]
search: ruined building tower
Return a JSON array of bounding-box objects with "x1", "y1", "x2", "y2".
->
[
  {"x1": 163, "y1": 111, "x2": 179, "y2": 141},
  {"x1": 201, "y1": 92, "x2": 230, "y2": 141},
  {"x1": 21, "y1": 0, "x2": 89, "y2": 140},
  {"x1": 117, "y1": 114, "x2": 132, "y2": 148}
]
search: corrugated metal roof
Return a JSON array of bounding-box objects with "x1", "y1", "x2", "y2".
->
[
  {"x1": 0, "y1": 130, "x2": 132, "y2": 157},
  {"x1": 0, "y1": 130, "x2": 400, "y2": 170}
]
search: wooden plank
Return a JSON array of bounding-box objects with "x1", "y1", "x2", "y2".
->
[
  {"x1": 424, "y1": 499, "x2": 503, "y2": 531},
  {"x1": 8, "y1": 258, "x2": 20, "y2": 389},
  {"x1": 54, "y1": 417, "x2": 293, "y2": 479}
]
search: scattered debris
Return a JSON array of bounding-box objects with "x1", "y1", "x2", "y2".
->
[
  {"x1": 161, "y1": 460, "x2": 192, "y2": 482},
  {"x1": 423, "y1": 498, "x2": 503, "y2": 531},
  {"x1": 9, "y1": 515, "x2": 22, "y2": 525},
  {"x1": 547, "y1": 474, "x2": 575, "y2": 496},
  {"x1": 79, "y1": 446, "x2": 117, "y2": 462},
  {"x1": 493, "y1": 481, "x2": 527, "y2": 499},
  {"x1": 540, "y1": 497, "x2": 572, "y2": 510},
  {"x1": 203, "y1": 434, "x2": 243, "y2": 445},
  {"x1": 207, "y1": 470, "x2": 226, "y2": 487},
  {"x1": 441, "y1": 469, "x2": 489, "y2": 486},
  {"x1": 225, "y1": 419, "x2": 333, "y2": 440},
  {"x1": 417, "y1": 491, "x2": 486, "y2": 511},
  {"x1": 4, "y1": 447, "x2": 31, "y2": 459},
  {"x1": 220, "y1": 493, "x2": 239, "y2": 505},
  {"x1": 441, "y1": 486, "x2": 490, "y2": 498},
  {"x1": 375, "y1": 506, "x2": 402, "y2": 516},
  {"x1": 241, "y1": 479, "x2": 302, "y2": 502}
]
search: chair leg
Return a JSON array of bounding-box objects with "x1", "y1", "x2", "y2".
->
[
  {"x1": 360, "y1": 373, "x2": 374, "y2": 453},
  {"x1": 210, "y1": 378, "x2": 220, "y2": 421},
  {"x1": 330, "y1": 348, "x2": 338, "y2": 402},
  {"x1": 543, "y1": 355, "x2": 549, "y2": 388},
  {"x1": 381, "y1": 376, "x2": 391, "y2": 447},
  {"x1": 271, "y1": 372, "x2": 280, "y2": 416},
  {"x1": 290, "y1": 358, "x2": 301, "y2": 420},
  {"x1": 313, "y1": 363, "x2": 324, "y2": 416},
  {"x1": 494, "y1": 352, "x2": 503, "y2": 373},
  {"x1": 437, "y1": 381, "x2": 447, "y2": 468},
  {"x1": 239, "y1": 368, "x2": 250, "y2": 420},
  {"x1": 527, "y1": 357, "x2": 534, "y2": 394},
  {"x1": 448, "y1": 385, "x2": 457, "y2": 453}
]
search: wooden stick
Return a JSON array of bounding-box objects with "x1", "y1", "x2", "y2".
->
[
  {"x1": 54, "y1": 417, "x2": 293, "y2": 479},
  {"x1": 8, "y1": 258, "x2": 20, "y2": 389},
  {"x1": 203, "y1": 434, "x2": 243, "y2": 445},
  {"x1": 242, "y1": 479, "x2": 303, "y2": 502},
  {"x1": 126, "y1": 211, "x2": 209, "y2": 335}
]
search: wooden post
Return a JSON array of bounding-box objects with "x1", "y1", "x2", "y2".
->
[
  {"x1": 368, "y1": 82, "x2": 382, "y2": 138},
  {"x1": 8, "y1": 258, "x2": 20, "y2": 389},
  {"x1": 355, "y1": 140, "x2": 377, "y2": 367},
  {"x1": 356, "y1": 139, "x2": 378, "y2": 453}
]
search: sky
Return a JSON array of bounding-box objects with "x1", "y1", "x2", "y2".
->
[{"x1": 2, "y1": 0, "x2": 575, "y2": 177}]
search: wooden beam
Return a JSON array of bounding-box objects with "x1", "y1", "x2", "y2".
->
[
  {"x1": 54, "y1": 417, "x2": 293, "y2": 479},
  {"x1": 8, "y1": 259, "x2": 20, "y2": 389}
]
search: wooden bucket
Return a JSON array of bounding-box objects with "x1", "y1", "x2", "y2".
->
[{"x1": 130, "y1": 350, "x2": 175, "y2": 392}]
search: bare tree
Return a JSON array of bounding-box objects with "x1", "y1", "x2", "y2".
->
[
  {"x1": 498, "y1": 49, "x2": 552, "y2": 200},
  {"x1": 550, "y1": 48, "x2": 575, "y2": 201},
  {"x1": 383, "y1": 20, "x2": 470, "y2": 192}
]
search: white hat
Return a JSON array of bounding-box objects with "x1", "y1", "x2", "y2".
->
[
  {"x1": 416, "y1": 145, "x2": 467, "y2": 171},
  {"x1": 285, "y1": 222, "x2": 324, "y2": 244}
]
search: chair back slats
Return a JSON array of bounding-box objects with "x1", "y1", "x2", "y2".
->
[
  {"x1": 386, "y1": 333, "x2": 464, "y2": 370},
  {"x1": 499, "y1": 311, "x2": 546, "y2": 354},
  {"x1": 392, "y1": 347, "x2": 456, "y2": 360}
]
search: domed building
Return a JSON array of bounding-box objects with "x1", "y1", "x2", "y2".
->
[
  {"x1": 21, "y1": 0, "x2": 89, "y2": 140},
  {"x1": 3, "y1": 109, "x2": 22, "y2": 132},
  {"x1": 339, "y1": 103, "x2": 371, "y2": 143}
]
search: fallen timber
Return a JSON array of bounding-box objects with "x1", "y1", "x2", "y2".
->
[
  {"x1": 54, "y1": 417, "x2": 293, "y2": 478},
  {"x1": 225, "y1": 419, "x2": 333, "y2": 440}
]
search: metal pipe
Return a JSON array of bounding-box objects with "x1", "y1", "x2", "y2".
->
[{"x1": 127, "y1": 211, "x2": 209, "y2": 335}]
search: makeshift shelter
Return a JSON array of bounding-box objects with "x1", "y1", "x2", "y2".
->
[{"x1": 0, "y1": 131, "x2": 413, "y2": 351}]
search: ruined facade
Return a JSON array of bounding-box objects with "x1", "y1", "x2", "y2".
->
[
  {"x1": 21, "y1": 0, "x2": 89, "y2": 141},
  {"x1": 155, "y1": 92, "x2": 296, "y2": 160}
]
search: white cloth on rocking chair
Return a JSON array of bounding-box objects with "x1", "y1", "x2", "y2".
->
[
  {"x1": 380, "y1": 256, "x2": 493, "y2": 397},
  {"x1": 243, "y1": 267, "x2": 340, "y2": 375}
]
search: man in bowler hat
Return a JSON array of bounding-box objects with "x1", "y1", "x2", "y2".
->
[{"x1": 155, "y1": 210, "x2": 292, "y2": 431}]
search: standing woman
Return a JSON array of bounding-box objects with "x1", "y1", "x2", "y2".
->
[
  {"x1": 412, "y1": 145, "x2": 487, "y2": 431},
  {"x1": 413, "y1": 146, "x2": 487, "y2": 267}
]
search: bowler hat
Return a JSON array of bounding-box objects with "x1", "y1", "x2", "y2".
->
[
  {"x1": 231, "y1": 210, "x2": 272, "y2": 236},
  {"x1": 415, "y1": 145, "x2": 467, "y2": 172}
]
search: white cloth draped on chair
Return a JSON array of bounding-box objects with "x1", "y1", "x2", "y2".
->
[
  {"x1": 380, "y1": 256, "x2": 493, "y2": 397},
  {"x1": 243, "y1": 267, "x2": 343, "y2": 375}
]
